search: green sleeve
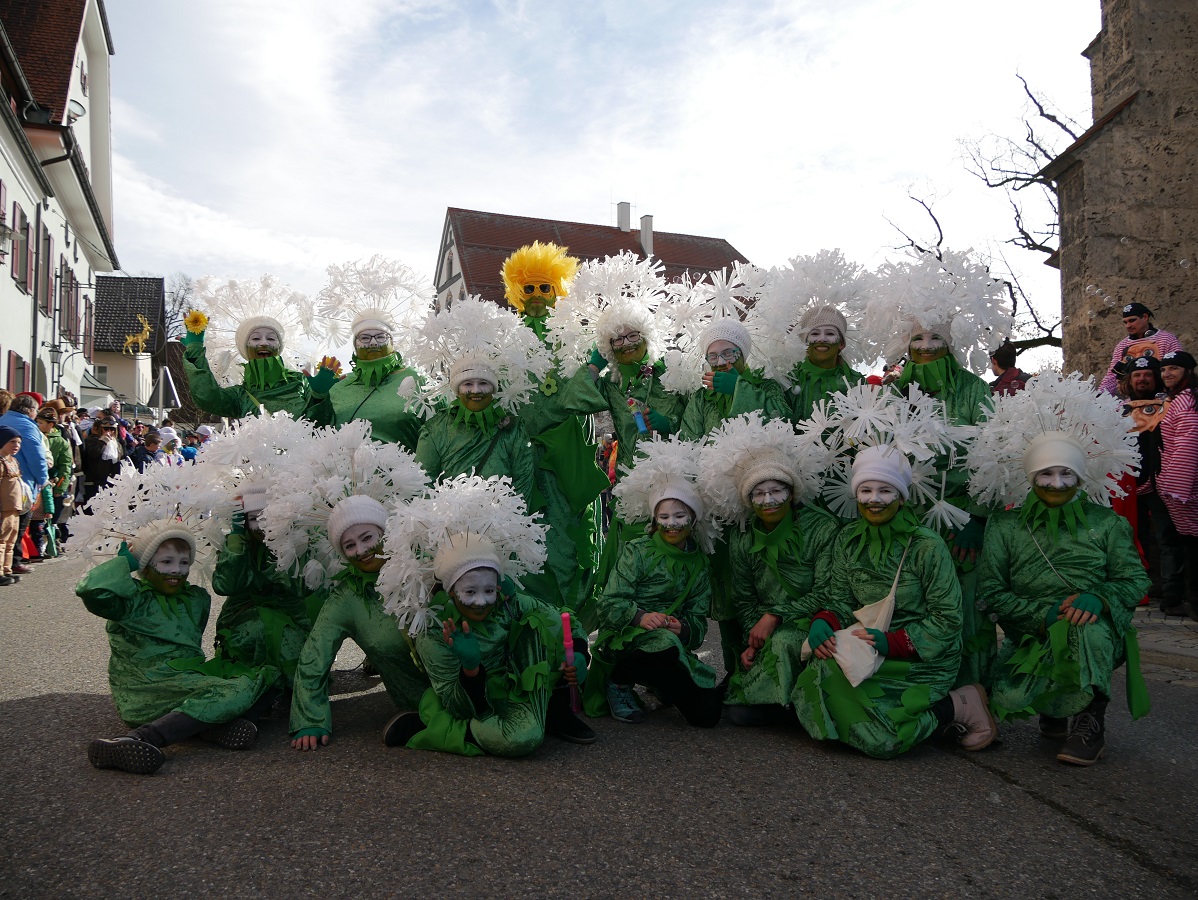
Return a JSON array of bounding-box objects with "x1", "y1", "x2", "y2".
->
[
  {"x1": 677, "y1": 391, "x2": 710, "y2": 442},
  {"x1": 729, "y1": 530, "x2": 762, "y2": 627},
  {"x1": 679, "y1": 565, "x2": 712, "y2": 651},
  {"x1": 729, "y1": 374, "x2": 791, "y2": 422},
  {"x1": 288, "y1": 590, "x2": 354, "y2": 736},
  {"x1": 303, "y1": 392, "x2": 335, "y2": 428},
  {"x1": 210, "y1": 536, "x2": 256, "y2": 597},
  {"x1": 1094, "y1": 513, "x2": 1152, "y2": 635},
  {"x1": 502, "y1": 423, "x2": 536, "y2": 511},
  {"x1": 413, "y1": 419, "x2": 443, "y2": 484},
  {"x1": 49, "y1": 433, "x2": 72, "y2": 481},
  {"x1": 183, "y1": 343, "x2": 254, "y2": 418},
  {"x1": 975, "y1": 516, "x2": 1058, "y2": 637},
  {"x1": 809, "y1": 533, "x2": 857, "y2": 626},
  {"x1": 596, "y1": 541, "x2": 646, "y2": 632},
  {"x1": 902, "y1": 533, "x2": 963, "y2": 660},
  {"x1": 76, "y1": 556, "x2": 140, "y2": 621},
  {"x1": 414, "y1": 630, "x2": 481, "y2": 720}
]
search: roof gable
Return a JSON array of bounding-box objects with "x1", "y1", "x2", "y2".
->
[
  {"x1": 443, "y1": 207, "x2": 749, "y2": 306},
  {"x1": 0, "y1": 0, "x2": 88, "y2": 124},
  {"x1": 93, "y1": 275, "x2": 165, "y2": 355}
]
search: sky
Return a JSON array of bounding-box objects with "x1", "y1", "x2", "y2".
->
[{"x1": 104, "y1": 0, "x2": 1101, "y2": 356}]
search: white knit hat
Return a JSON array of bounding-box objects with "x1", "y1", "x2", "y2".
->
[
  {"x1": 797, "y1": 305, "x2": 847, "y2": 341},
  {"x1": 699, "y1": 319, "x2": 752, "y2": 359},
  {"x1": 128, "y1": 520, "x2": 198, "y2": 570},
  {"x1": 157, "y1": 427, "x2": 179, "y2": 446},
  {"x1": 449, "y1": 353, "x2": 500, "y2": 395},
  {"x1": 327, "y1": 495, "x2": 389, "y2": 556},
  {"x1": 239, "y1": 483, "x2": 269, "y2": 513},
  {"x1": 234, "y1": 315, "x2": 286, "y2": 357},
  {"x1": 734, "y1": 449, "x2": 796, "y2": 508},
  {"x1": 649, "y1": 479, "x2": 704, "y2": 522},
  {"x1": 350, "y1": 309, "x2": 392, "y2": 340},
  {"x1": 849, "y1": 445, "x2": 913, "y2": 501},
  {"x1": 433, "y1": 533, "x2": 502, "y2": 595},
  {"x1": 1022, "y1": 432, "x2": 1088, "y2": 483}
]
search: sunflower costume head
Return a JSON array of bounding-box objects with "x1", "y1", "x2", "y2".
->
[{"x1": 500, "y1": 241, "x2": 580, "y2": 316}]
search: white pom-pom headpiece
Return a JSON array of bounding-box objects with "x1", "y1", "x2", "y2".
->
[
  {"x1": 314, "y1": 255, "x2": 433, "y2": 351},
  {"x1": 966, "y1": 372, "x2": 1139, "y2": 509},
  {"x1": 612, "y1": 434, "x2": 718, "y2": 551}
]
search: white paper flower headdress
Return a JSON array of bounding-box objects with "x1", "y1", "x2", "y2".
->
[
  {"x1": 314, "y1": 255, "x2": 434, "y2": 354},
  {"x1": 965, "y1": 372, "x2": 1138, "y2": 509},
  {"x1": 611, "y1": 434, "x2": 719, "y2": 552},
  {"x1": 377, "y1": 474, "x2": 547, "y2": 635}
]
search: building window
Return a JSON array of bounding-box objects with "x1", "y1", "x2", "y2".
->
[
  {"x1": 10, "y1": 203, "x2": 29, "y2": 292},
  {"x1": 94, "y1": 364, "x2": 108, "y2": 384},
  {"x1": 6, "y1": 350, "x2": 27, "y2": 392},
  {"x1": 38, "y1": 225, "x2": 53, "y2": 315},
  {"x1": 83, "y1": 295, "x2": 94, "y2": 363}
]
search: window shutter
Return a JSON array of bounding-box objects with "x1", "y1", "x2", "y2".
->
[{"x1": 24, "y1": 216, "x2": 34, "y2": 293}]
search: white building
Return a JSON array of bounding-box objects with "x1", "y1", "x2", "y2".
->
[{"x1": 0, "y1": 0, "x2": 118, "y2": 403}]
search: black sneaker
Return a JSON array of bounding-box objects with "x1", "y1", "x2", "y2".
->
[
  {"x1": 199, "y1": 718, "x2": 258, "y2": 750},
  {"x1": 88, "y1": 736, "x2": 165, "y2": 774},
  {"x1": 1056, "y1": 711, "x2": 1105, "y2": 766},
  {"x1": 0, "y1": 575, "x2": 14, "y2": 586},
  {"x1": 382, "y1": 711, "x2": 424, "y2": 747},
  {"x1": 547, "y1": 709, "x2": 597, "y2": 744},
  {"x1": 1038, "y1": 714, "x2": 1069, "y2": 741}
]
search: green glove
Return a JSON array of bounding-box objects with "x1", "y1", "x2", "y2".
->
[
  {"x1": 953, "y1": 515, "x2": 986, "y2": 552},
  {"x1": 307, "y1": 366, "x2": 339, "y2": 395},
  {"x1": 448, "y1": 626, "x2": 482, "y2": 671},
  {"x1": 118, "y1": 541, "x2": 140, "y2": 572},
  {"x1": 865, "y1": 628, "x2": 889, "y2": 656},
  {"x1": 808, "y1": 618, "x2": 835, "y2": 649},
  {"x1": 710, "y1": 368, "x2": 740, "y2": 395},
  {"x1": 647, "y1": 410, "x2": 673, "y2": 435},
  {"x1": 180, "y1": 329, "x2": 205, "y2": 348},
  {"x1": 1044, "y1": 598, "x2": 1065, "y2": 631},
  {"x1": 588, "y1": 348, "x2": 607, "y2": 372},
  {"x1": 1071, "y1": 593, "x2": 1104, "y2": 617}
]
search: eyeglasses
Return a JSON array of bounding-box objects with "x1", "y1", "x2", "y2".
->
[
  {"x1": 705, "y1": 348, "x2": 742, "y2": 365},
  {"x1": 355, "y1": 332, "x2": 391, "y2": 347},
  {"x1": 610, "y1": 332, "x2": 643, "y2": 349},
  {"x1": 101, "y1": 426, "x2": 117, "y2": 432},
  {"x1": 750, "y1": 486, "x2": 790, "y2": 504},
  {"x1": 522, "y1": 283, "x2": 554, "y2": 296}
]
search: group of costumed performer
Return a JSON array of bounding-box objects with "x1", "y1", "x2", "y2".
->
[
  {"x1": 73, "y1": 461, "x2": 281, "y2": 775},
  {"x1": 378, "y1": 474, "x2": 594, "y2": 754},
  {"x1": 966, "y1": 373, "x2": 1149, "y2": 765},
  {"x1": 180, "y1": 275, "x2": 338, "y2": 423}
]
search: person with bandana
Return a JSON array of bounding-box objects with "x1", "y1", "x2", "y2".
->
[
  {"x1": 1156, "y1": 351, "x2": 1198, "y2": 619},
  {"x1": 499, "y1": 242, "x2": 611, "y2": 610},
  {"x1": 78, "y1": 522, "x2": 281, "y2": 775},
  {"x1": 181, "y1": 312, "x2": 337, "y2": 423},
  {"x1": 792, "y1": 446, "x2": 994, "y2": 758},
  {"x1": 1098, "y1": 303, "x2": 1182, "y2": 396},
  {"x1": 785, "y1": 306, "x2": 864, "y2": 423}
]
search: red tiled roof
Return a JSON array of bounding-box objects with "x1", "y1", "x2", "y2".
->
[
  {"x1": 0, "y1": 0, "x2": 88, "y2": 124},
  {"x1": 444, "y1": 207, "x2": 750, "y2": 307}
]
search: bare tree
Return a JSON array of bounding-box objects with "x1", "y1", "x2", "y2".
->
[{"x1": 164, "y1": 272, "x2": 195, "y2": 341}]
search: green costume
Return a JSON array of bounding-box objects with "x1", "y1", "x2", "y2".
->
[
  {"x1": 211, "y1": 533, "x2": 318, "y2": 688},
  {"x1": 406, "y1": 589, "x2": 586, "y2": 757},
  {"x1": 290, "y1": 568, "x2": 430, "y2": 740},
  {"x1": 583, "y1": 532, "x2": 715, "y2": 717},
  {"x1": 792, "y1": 520, "x2": 963, "y2": 759},
  {"x1": 677, "y1": 368, "x2": 791, "y2": 671},
  {"x1": 787, "y1": 358, "x2": 864, "y2": 423},
  {"x1": 725, "y1": 505, "x2": 842, "y2": 707},
  {"x1": 183, "y1": 343, "x2": 332, "y2": 423},
  {"x1": 978, "y1": 498, "x2": 1151, "y2": 721},
  {"x1": 414, "y1": 402, "x2": 535, "y2": 509},
  {"x1": 895, "y1": 355, "x2": 995, "y2": 687},
  {"x1": 78, "y1": 556, "x2": 280, "y2": 728},
  {"x1": 518, "y1": 316, "x2": 611, "y2": 610},
  {"x1": 43, "y1": 425, "x2": 72, "y2": 487},
  {"x1": 314, "y1": 352, "x2": 423, "y2": 451}
]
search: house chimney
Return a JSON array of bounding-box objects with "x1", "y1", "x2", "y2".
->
[
  {"x1": 617, "y1": 201, "x2": 631, "y2": 232},
  {"x1": 639, "y1": 214, "x2": 653, "y2": 257}
]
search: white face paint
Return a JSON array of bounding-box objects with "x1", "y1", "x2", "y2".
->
[
  {"x1": 909, "y1": 331, "x2": 948, "y2": 363},
  {"x1": 450, "y1": 567, "x2": 500, "y2": 608},
  {"x1": 149, "y1": 542, "x2": 192, "y2": 578},
  {"x1": 654, "y1": 498, "x2": 694, "y2": 546},
  {"x1": 1033, "y1": 467, "x2": 1080, "y2": 491},
  {"x1": 458, "y1": 379, "x2": 495, "y2": 396},
  {"x1": 246, "y1": 327, "x2": 281, "y2": 357},
  {"x1": 855, "y1": 481, "x2": 900, "y2": 506},
  {"x1": 339, "y1": 523, "x2": 384, "y2": 561},
  {"x1": 243, "y1": 509, "x2": 264, "y2": 536},
  {"x1": 704, "y1": 339, "x2": 742, "y2": 370},
  {"x1": 354, "y1": 329, "x2": 392, "y2": 349},
  {"x1": 750, "y1": 479, "x2": 791, "y2": 507},
  {"x1": 807, "y1": 325, "x2": 842, "y2": 345}
]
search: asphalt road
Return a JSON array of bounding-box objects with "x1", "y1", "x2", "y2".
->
[{"x1": 3, "y1": 556, "x2": 1197, "y2": 898}]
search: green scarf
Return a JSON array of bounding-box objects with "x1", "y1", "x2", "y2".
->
[
  {"x1": 645, "y1": 529, "x2": 704, "y2": 580},
  {"x1": 1019, "y1": 491, "x2": 1089, "y2": 544},
  {"x1": 522, "y1": 314, "x2": 549, "y2": 342},
  {"x1": 448, "y1": 398, "x2": 506, "y2": 433},
  {"x1": 143, "y1": 580, "x2": 195, "y2": 619},
  {"x1": 795, "y1": 358, "x2": 849, "y2": 388},
  {"x1": 845, "y1": 504, "x2": 921, "y2": 568},
  {"x1": 334, "y1": 564, "x2": 381, "y2": 604},
  {"x1": 242, "y1": 355, "x2": 294, "y2": 391},
  {"x1": 896, "y1": 353, "x2": 958, "y2": 394},
  {"x1": 349, "y1": 352, "x2": 403, "y2": 388},
  {"x1": 749, "y1": 508, "x2": 805, "y2": 600}
]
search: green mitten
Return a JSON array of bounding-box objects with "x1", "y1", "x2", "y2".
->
[
  {"x1": 647, "y1": 411, "x2": 673, "y2": 435},
  {"x1": 588, "y1": 348, "x2": 607, "y2": 372},
  {"x1": 808, "y1": 618, "x2": 835, "y2": 649},
  {"x1": 953, "y1": 515, "x2": 986, "y2": 552},
  {"x1": 1044, "y1": 598, "x2": 1065, "y2": 631},
  {"x1": 865, "y1": 628, "x2": 889, "y2": 656},
  {"x1": 307, "y1": 366, "x2": 338, "y2": 395},
  {"x1": 118, "y1": 541, "x2": 140, "y2": 572},
  {"x1": 1071, "y1": 593, "x2": 1104, "y2": 617},
  {"x1": 180, "y1": 329, "x2": 205, "y2": 348},
  {"x1": 448, "y1": 627, "x2": 481, "y2": 671},
  {"x1": 710, "y1": 368, "x2": 740, "y2": 395}
]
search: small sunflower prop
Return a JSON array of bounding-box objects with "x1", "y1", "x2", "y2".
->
[{"x1": 184, "y1": 309, "x2": 209, "y2": 334}]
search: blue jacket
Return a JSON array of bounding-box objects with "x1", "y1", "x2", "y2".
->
[{"x1": 0, "y1": 410, "x2": 48, "y2": 491}]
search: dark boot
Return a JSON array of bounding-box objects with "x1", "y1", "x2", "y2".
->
[
  {"x1": 130, "y1": 711, "x2": 209, "y2": 748},
  {"x1": 1057, "y1": 697, "x2": 1106, "y2": 766},
  {"x1": 198, "y1": 718, "x2": 258, "y2": 750},
  {"x1": 546, "y1": 686, "x2": 596, "y2": 744},
  {"x1": 727, "y1": 704, "x2": 793, "y2": 727},
  {"x1": 382, "y1": 711, "x2": 424, "y2": 747},
  {"x1": 1038, "y1": 714, "x2": 1069, "y2": 740},
  {"x1": 88, "y1": 736, "x2": 165, "y2": 774}
]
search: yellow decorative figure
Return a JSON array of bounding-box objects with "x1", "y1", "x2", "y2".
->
[{"x1": 123, "y1": 315, "x2": 153, "y2": 355}]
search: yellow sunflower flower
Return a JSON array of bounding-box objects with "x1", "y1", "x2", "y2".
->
[{"x1": 183, "y1": 310, "x2": 209, "y2": 334}]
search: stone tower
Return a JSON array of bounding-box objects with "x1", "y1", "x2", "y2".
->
[{"x1": 1041, "y1": 0, "x2": 1196, "y2": 378}]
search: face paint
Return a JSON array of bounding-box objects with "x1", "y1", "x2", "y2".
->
[
  {"x1": 704, "y1": 340, "x2": 743, "y2": 372},
  {"x1": 354, "y1": 329, "x2": 393, "y2": 361},
  {"x1": 610, "y1": 330, "x2": 646, "y2": 365},
  {"x1": 750, "y1": 479, "x2": 791, "y2": 527},
  {"x1": 450, "y1": 567, "x2": 500, "y2": 622},
  {"x1": 246, "y1": 327, "x2": 281, "y2": 359},
  {"x1": 457, "y1": 379, "x2": 495, "y2": 412},
  {"x1": 908, "y1": 332, "x2": 948, "y2": 364},
  {"x1": 143, "y1": 541, "x2": 193, "y2": 595},
  {"x1": 855, "y1": 480, "x2": 902, "y2": 526},
  {"x1": 1032, "y1": 466, "x2": 1080, "y2": 507},
  {"x1": 521, "y1": 283, "x2": 557, "y2": 318},
  {"x1": 654, "y1": 498, "x2": 694, "y2": 546},
  {"x1": 339, "y1": 523, "x2": 386, "y2": 572},
  {"x1": 806, "y1": 325, "x2": 844, "y2": 369},
  {"x1": 243, "y1": 508, "x2": 264, "y2": 539}
]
